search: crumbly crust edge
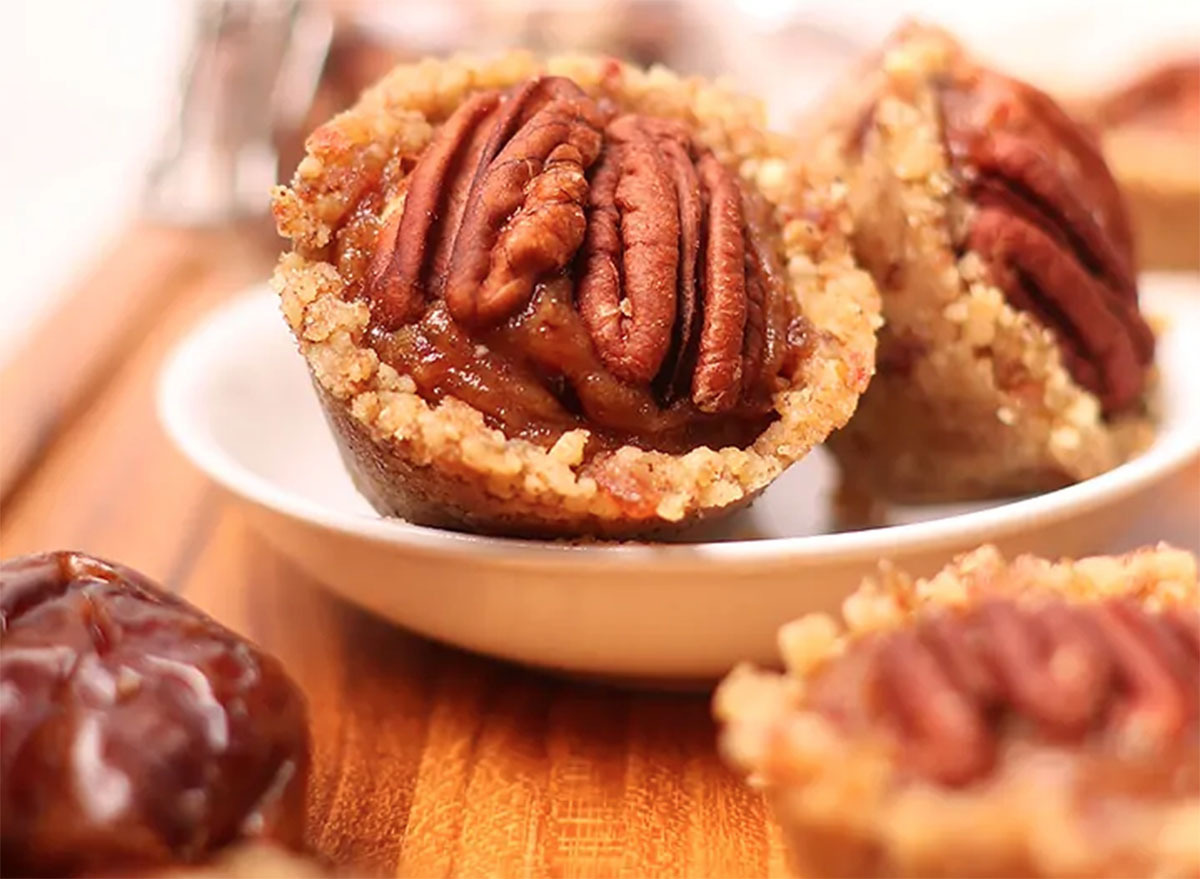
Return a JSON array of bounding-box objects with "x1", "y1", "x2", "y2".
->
[{"x1": 270, "y1": 51, "x2": 881, "y2": 527}]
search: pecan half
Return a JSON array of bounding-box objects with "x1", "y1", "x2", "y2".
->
[
  {"x1": 690, "y1": 153, "x2": 748, "y2": 412},
  {"x1": 444, "y1": 79, "x2": 607, "y2": 327},
  {"x1": 368, "y1": 78, "x2": 606, "y2": 329},
  {"x1": 643, "y1": 119, "x2": 702, "y2": 397},
  {"x1": 576, "y1": 116, "x2": 782, "y2": 412},
  {"x1": 362, "y1": 76, "x2": 796, "y2": 445},
  {"x1": 576, "y1": 114, "x2": 682, "y2": 386},
  {"x1": 806, "y1": 598, "x2": 1200, "y2": 786},
  {"x1": 940, "y1": 72, "x2": 1154, "y2": 414}
]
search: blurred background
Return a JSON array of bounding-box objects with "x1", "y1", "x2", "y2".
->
[{"x1": 2, "y1": 0, "x2": 1197, "y2": 366}]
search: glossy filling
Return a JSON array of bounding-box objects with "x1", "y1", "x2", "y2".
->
[{"x1": 331, "y1": 75, "x2": 801, "y2": 455}]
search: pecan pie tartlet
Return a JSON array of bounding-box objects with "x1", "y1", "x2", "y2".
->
[
  {"x1": 271, "y1": 53, "x2": 879, "y2": 538},
  {"x1": 0, "y1": 552, "x2": 310, "y2": 877},
  {"x1": 715, "y1": 544, "x2": 1200, "y2": 879},
  {"x1": 808, "y1": 25, "x2": 1156, "y2": 506}
]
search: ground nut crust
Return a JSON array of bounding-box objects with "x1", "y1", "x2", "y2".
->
[
  {"x1": 816, "y1": 25, "x2": 1156, "y2": 506},
  {"x1": 272, "y1": 52, "x2": 880, "y2": 538},
  {"x1": 715, "y1": 544, "x2": 1200, "y2": 878}
]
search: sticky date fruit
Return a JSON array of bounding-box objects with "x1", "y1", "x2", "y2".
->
[{"x1": 0, "y1": 552, "x2": 309, "y2": 877}]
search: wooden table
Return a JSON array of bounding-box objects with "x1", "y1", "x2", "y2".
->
[{"x1": 0, "y1": 223, "x2": 790, "y2": 878}]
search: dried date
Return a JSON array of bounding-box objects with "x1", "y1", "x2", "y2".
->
[{"x1": 0, "y1": 552, "x2": 309, "y2": 877}]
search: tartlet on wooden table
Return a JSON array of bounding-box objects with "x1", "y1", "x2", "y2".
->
[
  {"x1": 715, "y1": 544, "x2": 1200, "y2": 879},
  {"x1": 805, "y1": 24, "x2": 1157, "y2": 510},
  {"x1": 271, "y1": 52, "x2": 880, "y2": 539}
]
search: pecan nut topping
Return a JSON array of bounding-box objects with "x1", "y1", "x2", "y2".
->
[
  {"x1": 940, "y1": 71, "x2": 1155, "y2": 414},
  {"x1": 806, "y1": 597, "x2": 1199, "y2": 786},
  {"x1": 351, "y1": 76, "x2": 796, "y2": 452}
]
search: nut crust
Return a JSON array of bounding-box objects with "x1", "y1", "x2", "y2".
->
[{"x1": 272, "y1": 52, "x2": 880, "y2": 538}]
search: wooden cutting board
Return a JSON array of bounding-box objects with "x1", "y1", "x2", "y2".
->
[{"x1": 0, "y1": 223, "x2": 790, "y2": 878}]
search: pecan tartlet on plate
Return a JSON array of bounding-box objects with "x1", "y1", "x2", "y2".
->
[
  {"x1": 0, "y1": 552, "x2": 310, "y2": 877},
  {"x1": 271, "y1": 53, "x2": 879, "y2": 539},
  {"x1": 808, "y1": 25, "x2": 1157, "y2": 506},
  {"x1": 715, "y1": 544, "x2": 1200, "y2": 879}
]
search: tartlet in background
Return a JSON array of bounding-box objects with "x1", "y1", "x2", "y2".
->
[
  {"x1": 1086, "y1": 58, "x2": 1200, "y2": 272},
  {"x1": 804, "y1": 24, "x2": 1158, "y2": 512}
]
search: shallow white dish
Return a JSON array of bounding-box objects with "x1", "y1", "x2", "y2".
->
[{"x1": 158, "y1": 274, "x2": 1200, "y2": 680}]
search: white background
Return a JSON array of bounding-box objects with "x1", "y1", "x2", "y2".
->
[
  {"x1": 1, "y1": 0, "x2": 1196, "y2": 365},
  {"x1": 2, "y1": 2, "x2": 185, "y2": 359}
]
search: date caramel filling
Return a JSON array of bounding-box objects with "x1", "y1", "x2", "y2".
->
[
  {"x1": 938, "y1": 71, "x2": 1154, "y2": 415},
  {"x1": 806, "y1": 597, "x2": 1200, "y2": 788},
  {"x1": 336, "y1": 75, "x2": 798, "y2": 454}
]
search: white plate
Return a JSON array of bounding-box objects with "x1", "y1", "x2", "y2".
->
[{"x1": 158, "y1": 275, "x2": 1200, "y2": 680}]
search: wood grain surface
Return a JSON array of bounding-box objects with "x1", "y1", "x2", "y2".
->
[{"x1": 0, "y1": 226, "x2": 790, "y2": 878}]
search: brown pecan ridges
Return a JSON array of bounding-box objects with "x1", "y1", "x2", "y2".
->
[
  {"x1": 576, "y1": 116, "x2": 790, "y2": 411},
  {"x1": 941, "y1": 72, "x2": 1154, "y2": 414},
  {"x1": 366, "y1": 77, "x2": 790, "y2": 412},
  {"x1": 368, "y1": 77, "x2": 607, "y2": 329},
  {"x1": 811, "y1": 598, "x2": 1200, "y2": 786}
]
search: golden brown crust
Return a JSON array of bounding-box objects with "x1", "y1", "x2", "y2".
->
[
  {"x1": 715, "y1": 544, "x2": 1200, "y2": 879},
  {"x1": 812, "y1": 24, "x2": 1156, "y2": 508},
  {"x1": 1111, "y1": 140, "x2": 1200, "y2": 271},
  {"x1": 272, "y1": 52, "x2": 880, "y2": 538}
]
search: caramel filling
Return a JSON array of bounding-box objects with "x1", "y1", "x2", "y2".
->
[
  {"x1": 333, "y1": 75, "x2": 799, "y2": 454},
  {"x1": 807, "y1": 597, "x2": 1200, "y2": 788}
]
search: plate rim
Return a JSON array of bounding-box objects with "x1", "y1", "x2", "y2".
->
[{"x1": 157, "y1": 279, "x2": 1200, "y2": 570}]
